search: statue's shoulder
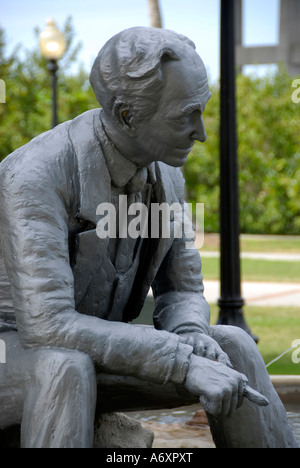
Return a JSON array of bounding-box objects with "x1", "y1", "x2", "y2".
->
[
  {"x1": 68, "y1": 108, "x2": 100, "y2": 135},
  {"x1": 0, "y1": 109, "x2": 101, "y2": 184}
]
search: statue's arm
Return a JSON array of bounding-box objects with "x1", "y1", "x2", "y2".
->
[
  {"x1": 152, "y1": 166, "x2": 210, "y2": 336},
  {"x1": 152, "y1": 227, "x2": 210, "y2": 336},
  {"x1": 151, "y1": 208, "x2": 235, "y2": 366},
  {"x1": 0, "y1": 161, "x2": 193, "y2": 385}
]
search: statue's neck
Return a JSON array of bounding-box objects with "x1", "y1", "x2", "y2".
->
[{"x1": 99, "y1": 111, "x2": 153, "y2": 168}]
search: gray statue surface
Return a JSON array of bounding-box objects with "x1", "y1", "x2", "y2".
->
[{"x1": 0, "y1": 27, "x2": 298, "y2": 448}]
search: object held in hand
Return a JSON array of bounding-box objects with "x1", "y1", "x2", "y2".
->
[{"x1": 244, "y1": 385, "x2": 269, "y2": 407}]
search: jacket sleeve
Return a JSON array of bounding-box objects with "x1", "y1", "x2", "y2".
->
[
  {"x1": 0, "y1": 142, "x2": 193, "y2": 386},
  {"x1": 152, "y1": 202, "x2": 211, "y2": 336}
]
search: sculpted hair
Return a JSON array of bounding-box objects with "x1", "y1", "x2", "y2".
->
[{"x1": 90, "y1": 27, "x2": 196, "y2": 119}]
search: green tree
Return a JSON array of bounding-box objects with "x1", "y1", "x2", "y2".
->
[
  {"x1": 185, "y1": 69, "x2": 300, "y2": 235},
  {"x1": 237, "y1": 70, "x2": 300, "y2": 234},
  {"x1": 0, "y1": 17, "x2": 98, "y2": 162}
]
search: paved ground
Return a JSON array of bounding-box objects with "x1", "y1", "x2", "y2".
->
[
  {"x1": 203, "y1": 280, "x2": 300, "y2": 307},
  {"x1": 200, "y1": 251, "x2": 300, "y2": 262},
  {"x1": 147, "y1": 280, "x2": 300, "y2": 307},
  {"x1": 200, "y1": 251, "x2": 300, "y2": 307}
]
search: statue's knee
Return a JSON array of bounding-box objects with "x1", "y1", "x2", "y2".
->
[
  {"x1": 35, "y1": 348, "x2": 95, "y2": 384},
  {"x1": 211, "y1": 325, "x2": 258, "y2": 359},
  {"x1": 226, "y1": 325, "x2": 254, "y2": 347}
]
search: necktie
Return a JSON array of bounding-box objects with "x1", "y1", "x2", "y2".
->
[
  {"x1": 114, "y1": 168, "x2": 151, "y2": 274},
  {"x1": 126, "y1": 167, "x2": 148, "y2": 194}
]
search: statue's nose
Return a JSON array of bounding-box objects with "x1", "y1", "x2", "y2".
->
[{"x1": 190, "y1": 114, "x2": 207, "y2": 143}]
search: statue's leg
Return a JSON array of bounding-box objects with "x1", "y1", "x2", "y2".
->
[
  {"x1": 0, "y1": 331, "x2": 97, "y2": 448},
  {"x1": 208, "y1": 325, "x2": 298, "y2": 448}
]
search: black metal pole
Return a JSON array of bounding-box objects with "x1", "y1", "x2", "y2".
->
[
  {"x1": 217, "y1": 0, "x2": 257, "y2": 341},
  {"x1": 47, "y1": 59, "x2": 59, "y2": 128}
]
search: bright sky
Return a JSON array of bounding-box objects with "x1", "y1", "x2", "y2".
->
[{"x1": 1, "y1": 0, "x2": 280, "y2": 81}]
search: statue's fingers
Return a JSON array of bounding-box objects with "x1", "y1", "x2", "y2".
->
[
  {"x1": 217, "y1": 352, "x2": 234, "y2": 369},
  {"x1": 222, "y1": 390, "x2": 233, "y2": 417},
  {"x1": 200, "y1": 395, "x2": 222, "y2": 417},
  {"x1": 237, "y1": 378, "x2": 245, "y2": 408},
  {"x1": 193, "y1": 341, "x2": 206, "y2": 357},
  {"x1": 204, "y1": 345, "x2": 217, "y2": 361},
  {"x1": 229, "y1": 391, "x2": 239, "y2": 416}
]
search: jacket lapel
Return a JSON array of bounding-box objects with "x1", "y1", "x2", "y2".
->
[{"x1": 68, "y1": 109, "x2": 113, "y2": 312}]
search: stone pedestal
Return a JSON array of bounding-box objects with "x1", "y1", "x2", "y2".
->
[{"x1": 94, "y1": 412, "x2": 154, "y2": 449}]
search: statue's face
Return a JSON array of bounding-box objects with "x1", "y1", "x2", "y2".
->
[{"x1": 133, "y1": 55, "x2": 211, "y2": 167}]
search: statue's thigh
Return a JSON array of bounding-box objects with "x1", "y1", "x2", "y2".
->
[
  {"x1": 0, "y1": 331, "x2": 95, "y2": 429},
  {"x1": 0, "y1": 331, "x2": 34, "y2": 428}
]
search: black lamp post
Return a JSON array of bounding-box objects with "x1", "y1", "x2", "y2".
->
[
  {"x1": 217, "y1": 0, "x2": 257, "y2": 341},
  {"x1": 39, "y1": 18, "x2": 66, "y2": 128}
]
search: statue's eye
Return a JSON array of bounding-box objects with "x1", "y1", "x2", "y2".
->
[{"x1": 177, "y1": 114, "x2": 189, "y2": 123}]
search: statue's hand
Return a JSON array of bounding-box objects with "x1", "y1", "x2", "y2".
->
[
  {"x1": 184, "y1": 354, "x2": 248, "y2": 417},
  {"x1": 179, "y1": 331, "x2": 233, "y2": 368}
]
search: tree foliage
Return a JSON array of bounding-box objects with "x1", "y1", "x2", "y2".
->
[
  {"x1": 185, "y1": 69, "x2": 300, "y2": 234},
  {"x1": 0, "y1": 20, "x2": 299, "y2": 234},
  {"x1": 0, "y1": 17, "x2": 98, "y2": 161}
]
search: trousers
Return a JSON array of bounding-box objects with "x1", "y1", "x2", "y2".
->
[{"x1": 0, "y1": 326, "x2": 298, "y2": 448}]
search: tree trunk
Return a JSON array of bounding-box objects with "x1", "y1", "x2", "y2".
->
[{"x1": 147, "y1": 0, "x2": 163, "y2": 28}]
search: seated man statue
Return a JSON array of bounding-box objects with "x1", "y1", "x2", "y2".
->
[{"x1": 0, "y1": 27, "x2": 297, "y2": 448}]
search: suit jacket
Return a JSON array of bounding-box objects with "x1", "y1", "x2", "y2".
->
[{"x1": 0, "y1": 109, "x2": 210, "y2": 385}]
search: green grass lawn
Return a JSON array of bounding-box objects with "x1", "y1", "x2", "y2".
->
[
  {"x1": 201, "y1": 234, "x2": 300, "y2": 254},
  {"x1": 201, "y1": 256, "x2": 300, "y2": 283},
  {"x1": 210, "y1": 304, "x2": 300, "y2": 376},
  {"x1": 240, "y1": 236, "x2": 300, "y2": 254}
]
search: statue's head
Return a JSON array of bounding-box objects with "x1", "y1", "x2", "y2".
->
[{"x1": 90, "y1": 27, "x2": 211, "y2": 167}]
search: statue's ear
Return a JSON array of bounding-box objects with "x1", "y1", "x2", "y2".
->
[{"x1": 113, "y1": 100, "x2": 134, "y2": 132}]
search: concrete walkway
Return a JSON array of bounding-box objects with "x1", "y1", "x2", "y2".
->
[
  {"x1": 147, "y1": 280, "x2": 300, "y2": 307},
  {"x1": 200, "y1": 250, "x2": 300, "y2": 307},
  {"x1": 200, "y1": 251, "x2": 300, "y2": 261},
  {"x1": 203, "y1": 280, "x2": 300, "y2": 307}
]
